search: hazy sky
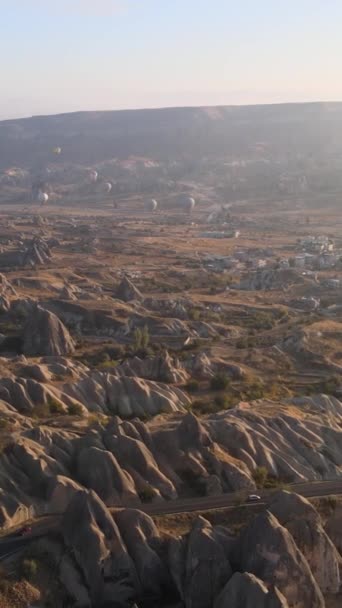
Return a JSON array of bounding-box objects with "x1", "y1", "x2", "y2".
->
[{"x1": 1, "y1": 0, "x2": 342, "y2": 119}]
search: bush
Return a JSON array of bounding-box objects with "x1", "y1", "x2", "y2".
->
[
  {"x1": 236, "y1": 338, "x2": 248, "y2": 349},
  {"x1": 138, "y1": 486, "x2": 155, "y2": 503},
  {"x1": 185, "y1": 379, "x2": 200, "y2": 393},
  {"x1": 32, "y1": 403, "x2": 49, "y2": 419},
  {"x1": 87, "y1": 413, "x2": 108, "y2": 428},
  {"x1": 0, "y1": 419, "x2": 10, "y2": 430},
  {"x1": 320, "y1": 496, "x2": 338, "y2": 511},
  {"x1": 252, "y1": 466, "x2": 268, "y2": 488},
  {"x1": 48, "y1": 397, "x2": 64, "y2": 415},
  {"x1": 210, "y1": 372, "x2": 230, "y2": 391},
  {"x1": 68, "y1": 403, "x2": 83, "y2": 416},
  {"x1": 214, "y1": 394, "x2": 235, "y2": 410},
  {"x1": 241, "y1": 378, "x2": 266, "y2": 401},
  {"x1": 320, "y1": 375, "x2": 341, "y2": 395},
  {"x1": 191, "y1": 399, "x2": 211, "y2": 414},
  {"x1": 133, "y1": 325, "x2": 150, "y2": 352},
  {"x1": 189, "y1": 308, "x2": 201, "y2": 321},
  {"x1": 21, "y1": 558, "x2": 38, "y2": 580},
  {"x1": 97, "y1": 359, "x2": 119, "y2": 370}
]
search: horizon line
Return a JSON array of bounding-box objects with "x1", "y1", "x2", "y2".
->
[{"x1": 2, "y1": 99, "x2": 342, "y2": 123}]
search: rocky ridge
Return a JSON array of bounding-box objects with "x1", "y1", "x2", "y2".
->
[
  {"x1": 0, "y1": 387, "x2": 341, "y2": 531},
  {"x1": 33, "y1": 489, "x2": 342, "y2": 607}
]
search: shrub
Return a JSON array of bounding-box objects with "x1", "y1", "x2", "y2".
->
[
  {"x1": 252, "y1": 466, "x2": 268, "y2": 488},
  {"x1": 210, "y1": 372, "x2": 230, "y2": 391},
  {"x1": 87, "y1": 413, "x2": 108, "y2": 428},
  {"x1": 97, "y1": 359, "x2": 119, "y2": 370},
  {"x1": 236, "y1": 338, "x2": 248, "y2": 349},
  {"x1": 133, "y1": 325, "x2": 150, "y2": 352},
  {"x1": 320, "y1": 375, "x2": 341, "y2": 395},
  {"x1": 189, "y1": 308, "x2": 201, "y2": 321},
  {"x1": 0, "y1": 419, "x2": 9, "y2": 430},
  {"x1": 185, "y1": 379, "x2": 200, "y2": 393},
  {"x1": 68, "y1": 403, "x2": 83, "y2": 416},
  {"x1": 138, "y1": 486, "x2": 155, "y2": 503},
  {"x1": 191, "y1": 399, "x2": 210, "y2": 414},
  {"x1": 52, "y1": 373, "x2": 65, "y2": 382},
  {"x1": 214, "y1": 394, "x2": 235, "y2": 410},
  {"x1": 242, "y1": 378, "x2": 266, "y2": 400},
  {"x1": 252, "y1": 312, "x2": 274, "y2": 330},
  {"x1": 320, "y1": 496, "x2": 338, "y2": 511},
  {"x1": 21, "y1": 559, "x2": 38, "y2": 580},
  {"x1": 32, "y1": 403, "x2": 50, "y2": 418},
  {"x1": 48, "y1": 396, "x2": 64, "y2": 415}
]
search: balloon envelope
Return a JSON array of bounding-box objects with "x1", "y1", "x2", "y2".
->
[
  {"x1": 89, "y1": 170, "x2": 98, "y2": 183},
  {"x1": 179, "y1": 195, "x2": 196, "y2": 211},
  {"x1": 104, "y1": 182, "x2": 112, "y2": 194},
  {"x1": 37, "y1": 191, "x2": 49, "y2": 204},
  {"x1": 145, "y1": 199, "x2": 158, "y2": 211},
  {"x1": 53, "y1": 147, "x2": 62, "y2": 155}
]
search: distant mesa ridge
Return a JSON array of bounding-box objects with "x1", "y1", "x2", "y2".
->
[{"x1": 1, "y1": 102, "x2": 342, "y2": 167}]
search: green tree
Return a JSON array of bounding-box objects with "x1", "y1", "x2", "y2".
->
[
  {"x1": 253, "y1": 466, "x2": 268, "y2": 488},
  {"x1": 133, "y1": 328, "x2": 142, "y2": 351},
  {"x1": 141, "y1": 324, "x2": 150, "y2": 350}
]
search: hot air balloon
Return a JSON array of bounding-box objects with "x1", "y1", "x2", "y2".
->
[
  {"x1": 53, "y1": 147, "x2": 62, "y2": 155},
  {"x1": 37, "y1": 191, "x2": 49, "y2": 205},
  {"x1": 179, "y1": 194, "x2": 196, "y2": 212},
  {"x1": 89, "y1": 170, "x2": 98, "y2": 183},
  {"x1": 103, "y1": 182, "x2": 112, "y2": 194},
  {"x1": 144, "y1": 198, "x2": 158, "y2": 212}
]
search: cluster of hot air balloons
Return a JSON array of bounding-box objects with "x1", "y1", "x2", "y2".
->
[
  {"x1": 25, "y1": 143, "x2": 198, "y2": 215},
  {"x1": 87, "y1": 170, "x2": 112, "y2": 193}
]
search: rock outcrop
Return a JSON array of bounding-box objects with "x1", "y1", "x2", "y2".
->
[
  {"x1": 0, "y1": 391, "x2": 341, "y2": 527},
  {"x1": 239, "y1": 268, "x2": 305, "y2": 291},
  {"x1": 51, "y1": 495, "x2": 339, "y2": 608},
  {"x1": 214, "y1": 572, "x2": 289, "y2": 608},
  {"x1": 116, "y1": 277, "x2": 142, "y2": 302},
  {"x1": 268, "y1": 490, "x2": 341, "y2": 594},
  {"x1": 117, "y1": 351, "x2": 189, "y2": 384},
  {"x1": 62, "y1": 490, "x2": 138, "y2": 607},
  {"x1": 22, "y1": 306, "x2": 75, "y2": 356},
  {"x1": 233, "y1": 511, "x2": 325, "y2": 608},
  {"x1": 168, "y1": 516, "x2": 233, "y2": 608}
]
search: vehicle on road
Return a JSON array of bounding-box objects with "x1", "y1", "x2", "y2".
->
[
  {"x1": 18, "y1": 526, "x2": 32, "y2": 537},
  {"x1": 246, "y1": 494, "x2": 261, "y2": 502}
]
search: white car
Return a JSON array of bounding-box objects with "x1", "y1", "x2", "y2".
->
[{"x1": 247, "y1": 494, "x2": 261, "y2": 502}]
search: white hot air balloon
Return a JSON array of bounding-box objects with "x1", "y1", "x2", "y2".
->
[
  {"x1": 37, "y1": 191, "x2": 49, "y2": 204},
  {"x1": 53, "y1": 147, "x2": 62, "y2": 155},
  {"x1": 89, "y1": 170, "x2": 98, "y2": 183},
  {"x1": 104, "y1": 182, "x2": 112, "y2": 194},
  {"x1": 145, "y1": 198, "x2": 158, "y2": 211},
  {"x1": 179, "y1": 194, "x2": 196, "y2": 212}
]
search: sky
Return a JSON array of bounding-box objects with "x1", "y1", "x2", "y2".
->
[{"x1": 1, "y1": 0, "x2": 342, "y2": 119}]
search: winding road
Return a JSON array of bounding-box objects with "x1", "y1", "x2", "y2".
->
[{"x1": 0, "y1": 480, "x2": 341, "y2": 559}]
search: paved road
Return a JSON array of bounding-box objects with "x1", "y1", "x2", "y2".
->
[
  {"x1": 0, "y1": 516, "x2": 59, "y2": 560},
  {"x1": 0, "y1": 480, "x2": 341, "y2": 559},
  {"x1": 140, "y1": 480, "x2": 342, "y2": 516}
]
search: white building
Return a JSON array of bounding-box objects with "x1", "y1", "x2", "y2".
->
[{"x1": 294, "y1": 254, "x2": 306, "y2": 268}]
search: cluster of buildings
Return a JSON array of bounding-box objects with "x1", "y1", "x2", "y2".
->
[{"x1": 278, "y1": 236, "x2": 341, "y2": 272}]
